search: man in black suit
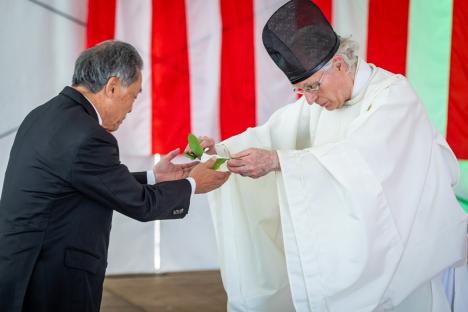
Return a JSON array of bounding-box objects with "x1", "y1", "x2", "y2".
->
[{"x1": 0, "y1": 40, "x2": 229, "y2": 312}]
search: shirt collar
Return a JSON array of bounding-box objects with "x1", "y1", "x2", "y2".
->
[{"x1": 82, "y1": 94, "x2": 103, "y2": 126}]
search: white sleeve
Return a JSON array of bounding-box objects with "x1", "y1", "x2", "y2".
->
[
  {"x1": 186, "y1": 177, "x2": 196, "y2": 196},
  {"x1": 146, "y1": 170, "x2": 156, "y2": 185}
]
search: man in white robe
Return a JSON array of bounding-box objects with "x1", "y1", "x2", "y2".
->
[{"x1": 188, "y1": 1, "x2": 467, "y2": 311}]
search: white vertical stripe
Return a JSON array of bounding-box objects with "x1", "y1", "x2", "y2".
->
[
  {"x1": 186, "y1": 0, "x2": 222, "y2": 141},
  {"x1": 108, "y1": 0, "x2": 157, "y2": 275},
  {"x1": 114, "y1": 0, "x2": 152, "y2": 156},
  {"x1": 153, "y1": 154, "x2": 161, "y2": 272},
  {"x1": 332, "y1": 0, "x2": 369, "y2": 60},
  {"x1": 255, "y1": 0, "x2": 296, "y2": 126}
]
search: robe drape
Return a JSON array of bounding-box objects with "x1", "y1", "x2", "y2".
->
[{"x1": 208, "y1": 64, "x2": 467, "y2": 312}]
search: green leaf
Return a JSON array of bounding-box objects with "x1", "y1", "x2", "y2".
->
[
  {"x1": 187, "y1": 133, "x2": 204, "y2": 158},
  {"x1": 212, "y1": 158, "x2": 228, "y2": 170},
  {"x1": 184, "y1": 151, "x2": 198, "y2": 160}
]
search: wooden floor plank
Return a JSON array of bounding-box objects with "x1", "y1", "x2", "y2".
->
[{"x1": 101, "y1": 270, "x2": 227, "y2": 312}]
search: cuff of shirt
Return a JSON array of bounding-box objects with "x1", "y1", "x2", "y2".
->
[
  {"x1": 146, "y1": 170, "x2": 156, "y2": 185},
  {"x1": 186, "y1": 177, "x2": 196, "y2": 196}
]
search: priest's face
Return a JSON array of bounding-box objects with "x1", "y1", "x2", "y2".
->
[{"x1": 296, "y1": 56, "x2": 353, "y2": 110}]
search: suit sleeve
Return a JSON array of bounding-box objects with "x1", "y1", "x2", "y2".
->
[
  {"x1": 70, "y1": 128, "x2": 191, "y2": 221},
  {"x1": 132, "y1": 172, "x2": 148, "y2": 184}
]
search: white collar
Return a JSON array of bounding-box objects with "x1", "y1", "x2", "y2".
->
[
  {"x1": 83, "y1": 95, "x2": 103, "y2": 126},
  {"x1": 351, "y1": 58, "x2": 372, "y2": 99}
]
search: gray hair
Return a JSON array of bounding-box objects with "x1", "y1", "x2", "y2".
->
[
  {"x1": 72, "y1": 40, "x2": 143, "y2": 93},
  {"x1": 322, "y1": 36, "x2": 359, "y2": 72}
]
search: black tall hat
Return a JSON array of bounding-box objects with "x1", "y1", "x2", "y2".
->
[{"x1": 262, "y1": 0, "x2": 339, "y2": 84}]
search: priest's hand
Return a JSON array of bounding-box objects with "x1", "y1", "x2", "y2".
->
[
  {"x1": 189, "y1": 158, "x2": 231, "y2": 193},
  {"x1": 227, "y1": 148, "x2": 280, "y2": 179},
  {"x1": 154, "y1": 148, "x2": 198, "y2": 183},
  {"x1": 184, "y1": 136, "x2": 216, "y2": 155}
]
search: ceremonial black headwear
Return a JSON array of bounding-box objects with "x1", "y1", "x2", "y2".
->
[{"x1": 262, "y1": 0, "x2": 339, "y2": 84}]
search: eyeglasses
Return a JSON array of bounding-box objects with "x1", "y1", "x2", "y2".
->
[{"x1": 292, "y1": 69, "x2": 327, "y2": 95}]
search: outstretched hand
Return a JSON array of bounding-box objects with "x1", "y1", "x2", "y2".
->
[
  {"x1": 154, "y1": 148, "x2": 198, "y2": 183},
  {"x1": 189, "y1": 158, "x2": 231, "y2": 193},
  {"x1": 227, "y1": 148, "x2": 279, "y2": 179}
]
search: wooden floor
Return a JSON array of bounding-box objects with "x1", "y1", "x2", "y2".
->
[{"x1": 101, "y1": 271, "x2": 227, "y2": 312}]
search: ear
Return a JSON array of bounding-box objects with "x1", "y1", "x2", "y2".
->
[
  {"x1": 103, "y1": 77, "x2": 120, "y2": 97},
  {"x1": 332, "y1": 55, "x2": 345, "y2": 71}
]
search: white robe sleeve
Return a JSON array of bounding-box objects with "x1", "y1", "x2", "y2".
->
[
  {"x1": 277, "y1": 77, "x2": 466, "y2": 311},
  {"x1": 208, "y1": 103, "x2": 305, "y2": 312}
]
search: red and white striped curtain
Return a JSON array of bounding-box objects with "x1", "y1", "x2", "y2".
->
[
  {"x1": 86, "y1": 0, "x2": 468, "y2": 210},
  {"x1": 85, "y1": 0, "x2": 467, "y2": 157},
  {"x1": 86, "y1": 0, "x2": 296, "y2": 156}
]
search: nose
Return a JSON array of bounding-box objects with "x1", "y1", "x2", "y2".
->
[{"x1": 304, "y1": 92, "x2": 318, "y2": 105}]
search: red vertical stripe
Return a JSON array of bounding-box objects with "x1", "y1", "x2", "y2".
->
[
  {"x1": 86, "y1": 0, "x2": 116, "y2": 48},
  {"x1": 151, "y1": 0, "x2": 191, "y2": 154},
  {"x1": 366, "y1": 0, "x2": 410, "y2": 75},
  {"x1": 219, "y1": 0, "x2": 256, "y2": 140},
  {"x1": 313, "y1": 0, "x2": 332, "y2": 24},
  {"x1": 447, "y1": 0, "x2": 468, "y2": 160}
]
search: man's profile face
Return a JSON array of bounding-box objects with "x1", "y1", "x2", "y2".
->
[{"x1": 104, "y1": 71, "x2": 142, "y2": 132}]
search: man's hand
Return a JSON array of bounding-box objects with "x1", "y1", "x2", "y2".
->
[
  {"x1": 227, "y1": 148, "x2": 279, "y2": 179},
  {"x1": 189, "y1": 158, "x2": 230, "y2": 193},
  {"x1": 184, "y1": 136, "x2": 216, "y2": 156},
  {"x1": 154, "y1": 148, "x2": 198, "y2": 183}
]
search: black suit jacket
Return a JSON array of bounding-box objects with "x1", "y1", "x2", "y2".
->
[{"x1": 0, "y1": 87, "x2": 192, "y2": 312}]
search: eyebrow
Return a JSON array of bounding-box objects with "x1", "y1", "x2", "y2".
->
[{"x1": 298, "y1": 81, "x2": 319, "y2": 89}]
